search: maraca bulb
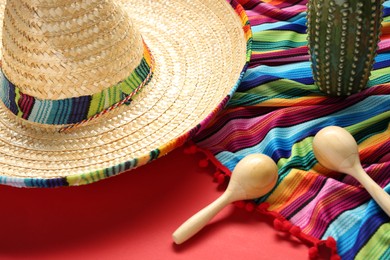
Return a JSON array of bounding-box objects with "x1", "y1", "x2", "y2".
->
[
  {"x1": 313, "y1": 126, "x2": 390, "y2": 217},
  {"x1": 313, "y1": 126, "x2": 360, "y2": 173},
  {"x1": 227, "y1": 154, "x2": 278, "y2": 200},
  {"x1": 172, "y1": 153, "x2": 278, "y2": 244}
]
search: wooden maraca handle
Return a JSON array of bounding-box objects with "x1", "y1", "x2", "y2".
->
[
  {"x1": 313, "y1": 125, "x2": 390, "y2": 217},
  {"x1": 173, "y1": 154, "x2": 278, "y2": 244},
  {"x1": 354, "y1": 166, "x2": 390, "y2": 216},
  {"x1": 172, "y1": 192, "x2": 231, "y2": 244}
]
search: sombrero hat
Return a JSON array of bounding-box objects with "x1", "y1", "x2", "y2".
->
[{"x1": 0, "y1": 0, "x2": 251, "y2": 187}]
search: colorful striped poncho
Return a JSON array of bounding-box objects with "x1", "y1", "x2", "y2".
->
[{"x1": 194, "y1": 0, "x2": 390, "y2": 259}]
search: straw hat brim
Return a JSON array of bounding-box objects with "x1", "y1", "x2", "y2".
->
[{"x1": 0, "y1": 0, "x2": 251, "y2": 187}]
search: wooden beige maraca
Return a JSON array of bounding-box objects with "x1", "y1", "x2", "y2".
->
[
  {"x1": 313, "y1": 126, "x2": 390, "y2": 217},
  {"x1": 172, "y1": 154, "x2": 278, "y2": 244}
]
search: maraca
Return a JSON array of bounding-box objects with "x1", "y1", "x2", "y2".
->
[
  {"x1": 313, "y1": 126, "x2": 390, "y2": 216},
  {"x1": 172, "y1": 154, "x2": 278, "y2": 244}
]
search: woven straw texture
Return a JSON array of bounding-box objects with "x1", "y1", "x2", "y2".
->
[
  {"x1": 2, "y1": 0, "x2": 144, "y2": 100},
  {"x1": 0, "y1": 0, "x2": 252, "y2": 187}
]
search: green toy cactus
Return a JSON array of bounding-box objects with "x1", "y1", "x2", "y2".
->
[{"x1": 307, "y1": 0, "x2": 384, "y2": 96}]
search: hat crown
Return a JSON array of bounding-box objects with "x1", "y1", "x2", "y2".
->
[{"x1": 2, "y1": 0, "x2": 144, "y2": 100}]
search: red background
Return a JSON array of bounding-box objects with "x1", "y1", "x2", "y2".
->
[{"x1": 0, "y1": 146, "x2": 308, "y2": 259}]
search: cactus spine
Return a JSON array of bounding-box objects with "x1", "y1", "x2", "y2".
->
[{"x1": 307, "y1": 0, "x2": 384, "y2": 96}]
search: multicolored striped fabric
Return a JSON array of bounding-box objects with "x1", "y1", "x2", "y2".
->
[
  {"x1": 195, "y1": 0, "x2": 390, "y2": 259},
  {"x1": 0, "y1": 44, "x2": 153, "y2": 125}
]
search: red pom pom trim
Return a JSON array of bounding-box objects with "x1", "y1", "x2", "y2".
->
[
  {"x1": 184, "y1": 145, "x2": 198, "y2": 154},
  {"x1": 308, "y1": 247, "x2": 319, "y2": 259},
  {"x1": 330, "y1": 255, "x2": 341, "y2": 260},
  {"x1": 198, "y1": 159, "x2": 209, "y2": 168},
  {"x1": 216, "y1": 174, "x2": 225, "y2": 184},
  {"x1": 213, "y1": 171, "x2": 220, "y2": 179},
  {"x1": 326, "y1": 237, "x2": 337, "y2": 249},
  {"x1": 282, "y1": 221, "x2": 292, "y2": 231},
  {"x1": 234, "y1": 201, "x2": 245, "y2": 209},
  {"x1": 290, "y1": 226, "x2": 301, "y2": 236},
  {"x1": 245, "y1": 202, "x2": 255, "y2": 212},
  {"x1": 257, "y1": 202, "x2": 270, "y2": 212},
  {"x1": 273, "y1": 219, "x2": 284, "y2": 231}
]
